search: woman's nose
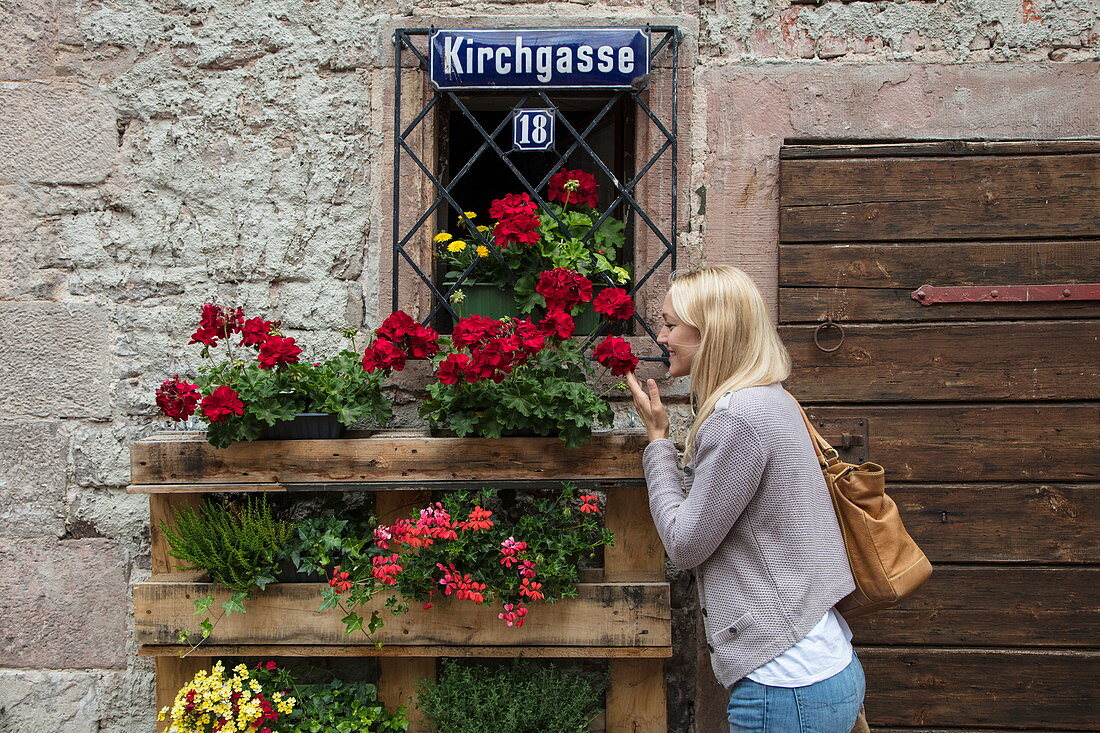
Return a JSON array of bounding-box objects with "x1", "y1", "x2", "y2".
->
[{"x1": 656, "y1": 329, "x2": 668, "y2": 345}]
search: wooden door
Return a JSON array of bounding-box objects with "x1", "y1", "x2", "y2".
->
[{"x1": 779, "y1": 140, "x2": 1100, "y2": 732}]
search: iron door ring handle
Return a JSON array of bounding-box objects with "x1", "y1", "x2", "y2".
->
[{"x1": 814, "y1": 320, "x2": 845, "y2": 353}]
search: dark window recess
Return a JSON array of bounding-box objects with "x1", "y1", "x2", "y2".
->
[{"x1": 392, "y1": 28, "x2": 680, "y2": 358}]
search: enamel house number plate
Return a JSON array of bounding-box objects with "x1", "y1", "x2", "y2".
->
[{"x1": 513, "y1": 108, "x2": 555, "y2": 151}]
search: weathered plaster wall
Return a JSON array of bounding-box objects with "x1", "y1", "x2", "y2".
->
[{"x1": 0, "y1": 0, "x2": 1095, "y2": 730}]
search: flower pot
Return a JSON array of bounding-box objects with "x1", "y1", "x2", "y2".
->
[
  {"x1": 260, "y1": 413, "x2": 345, "y2": 440},
  {"x1": 453, "y1": 282, "x2": 521, "y2": 320}
]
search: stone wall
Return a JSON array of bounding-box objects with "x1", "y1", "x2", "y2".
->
[{"x1": 0, "y1": 1, "x2": 1095, "y2": 730}]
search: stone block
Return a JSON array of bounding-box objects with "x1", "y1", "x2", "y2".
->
[
  {"x1": 0, "y1": 302, "x2": 111, "y2": 419},
  {"x1": 0, "y1": 537, "x2": 129, "y2": 669},
  {"x1": 0, "y1": 184, "x2": 66, "y2": 300},
  {"x1": 67, "y1": 487, "x2": 150, "y2": 554},
  {"x1": 277, "y1": 280, "x2": 362, "y2": 331},
  {"x1": 0, "y1": 82, "x2": 117, "y2": 184},
  {"x1": 0, "y1": 668, "x2": 154, "y2": 733},
  {"x1": 0, "y1": 0, "x2": 56, "y2": 80},
  {"x1": 0, "y1": 420, "x2": 66, "y2": 538},
  {"x1": 72, "y1": 423, "x2": 150, "y2": 488}
]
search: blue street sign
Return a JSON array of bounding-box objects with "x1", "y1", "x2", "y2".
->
[
  {"x1": 430, "y1": 28, "x2": 650, "y2": 90},
  {"x1": 513, "y1": 109, "x2": 555, "y2": 151}
]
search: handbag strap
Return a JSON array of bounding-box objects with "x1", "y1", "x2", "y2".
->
[{"x1": 787, "y1": 392, "x2": 842, "y2": 468}]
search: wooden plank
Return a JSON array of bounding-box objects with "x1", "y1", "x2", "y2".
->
[
  {"x1": 130, "y1": 433, "x2": 649, "y2": 486},
  {"x1": 606, "y1": 658, "x2": 666, "y2": 733},
  {"x1": 138, "y1": 644, "x2": 674, "y2": 658},
  {"x1": 849, "y1": 566, "x2": 1100, "y2": 647},
  {"x1": 149, "y1": 494, "x2": 207, "y2": 580},
  {"x1": 155, "y1": 656, "x2": 210, "y2": 733},
  {"x1": 604, "y1": 486, "x2": 665, "y2": 582},
  {"x1": 781, "y1": 140, "x2": 1100, "y2": 159},
  {"x1": 779, "y1": 154, "x2": 1100, "y2": 242},
  {"x1": 891, "y1": 483, "x2": 1100, "y2": 563},
  {"x1": 779, "y1": 286, "x2": 1100, "y2": 323},
  {"x1": 134, "y1": 582, "x2": 672, "y2": 647},
  {"x1": 858, "y1": 647, "x2": 1100, "y2": 729},
  {"x1": 799, "y1": 404, "x2": 1099, "y2": 482},
  {"x1": 782, "y1": 321, "x2": 1100, "y2": 402},
  {"x1": 779, "y1": 240, "x2": 1100, "y2": 285},
  {"x1": 379, "y1": 657, "x2": 434, "y2": 733}
]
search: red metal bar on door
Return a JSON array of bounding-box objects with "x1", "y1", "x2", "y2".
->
[{"x1": 911, "y1": 284, "x2": 1100, "y2": 305}]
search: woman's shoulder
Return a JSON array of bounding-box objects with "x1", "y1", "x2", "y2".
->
[{"x1": 713, "y1": 382, "x2": 789, "y2": 418}]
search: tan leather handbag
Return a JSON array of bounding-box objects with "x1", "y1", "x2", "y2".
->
[{"x1": 794, "y1": 401, "x2": 933, "y2": 619}]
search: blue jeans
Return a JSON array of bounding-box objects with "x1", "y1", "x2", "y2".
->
[{"x1": 728, "y1": 655, "x2": 865, "y2": 733}]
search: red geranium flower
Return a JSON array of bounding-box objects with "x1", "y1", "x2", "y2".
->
[
  {"x1": 377, "y1": 310, "x2": 418, "y2": 343},
  {"x1": 436, "y1": 352, "x2": 472, "y2": 385},
  {"x1": 513, "y1": 319, "x2": 546, "y2": 353},
  {"x1": 329, "y1": 566, "x2": 352, "y2": 594},
  {"x1": 257, "y1": 335, "x2": 302, "y2": 369},
  {"x1": 361, "y1": 338, "x2": 406, "y2": 372},
  {"x1": 452, "y1": 314, "x2": 503, "y2": 349},
  {"x1": 200, "y1": 385, "x2": 245, "y2": 422},
  {"x1": 548, "y1": 168, "x2": 599, "y2": 208},
  {"x1": 535, "y1": 268, "x2": 592, "y2": 312},
  {"x1": 406, "y1": 323, "x2": 440, "y2": 358},
  {"x1": 155, "y1": 376, "x2": 201, "y2": 421},
  {"x1": 538, "y1": 308, "x2": 575, "y2": 340},
  {"x1": 593, "y1": 335, "x2": 638, "y2": 376},
  {"x1": 593, "y1": 287, "x2": 635, "y2": 320},
  {"x1": 238, "y1": 317, "x2": 275, "y2": 347},
  {"x1": 493, "y1": 211, "x2": 541, "y2": 248},
  {"x1": 489, "y1": 192, "x2": 538, "y2": 219},
  {"x1": 190, "y1": 304, "x2": 243, "y2": 346}
]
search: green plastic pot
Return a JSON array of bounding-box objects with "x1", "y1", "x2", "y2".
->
[{"x1": 453, "y1": 283, "x2": 521, "y2": 320}]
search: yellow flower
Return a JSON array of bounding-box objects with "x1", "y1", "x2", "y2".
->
[
  {"x1": 476, "y1": 225, "x2": 490, "y2": 233},
  {"x1": 458, "y1": 211, "x2": 478, "y2": 226},
  {"x1": 433, "y1": 232, "x2": 452, "y2": 243},
  {"x1": 463, "y1": 210, "x2": 477, "y2": 219},
  {"x1": 476, "y1": 245, "x2": 490, "y2": 258},
  {"x1": 448, "y1": 240, "x2": 467, "y2": 253}
]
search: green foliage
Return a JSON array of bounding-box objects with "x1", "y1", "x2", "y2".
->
[
  {"x1": 252, "y1": 665, "x2": 409, "y2": 733},
  {"x1": 417, "y1": 660, "x2": 605, "y2": 733},
  {"x1": 283, "y1": 515, "x2": 375, "y2": 578},
  {"x1": 161, "y1": 495, "x2": 293, "y2": 593},
  {"x1": 418, "y1": 337, "x2": 613, "y2": 448}
]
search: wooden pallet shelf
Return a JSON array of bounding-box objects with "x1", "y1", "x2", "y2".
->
[{"x1": 133, "y1": 431, "x2": 670, "y2": 733}]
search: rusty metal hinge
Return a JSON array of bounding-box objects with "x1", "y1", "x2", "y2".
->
[
  {"x1": 812, "y1": 417, "x2": 870, "y2": 464},
  {"x1": 911, "y1": 283, "x2": 1100, "y2": 305}
]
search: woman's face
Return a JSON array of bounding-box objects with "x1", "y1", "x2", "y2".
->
[{"x1": 658, "y1": 292, "x2": 702, "y2": 378}]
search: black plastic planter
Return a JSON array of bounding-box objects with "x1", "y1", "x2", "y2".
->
[{"x1": 260, "y1": 413, "x2": 345, "y2": 440}]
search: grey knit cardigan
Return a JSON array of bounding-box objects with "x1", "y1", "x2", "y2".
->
[{"x1": 642, "y1": 382, "x2": 855, "y2": 688}]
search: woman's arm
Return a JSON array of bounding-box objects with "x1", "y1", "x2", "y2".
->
[{"x1": 643, "y1": 411, "x2": 766, "y2": 569}]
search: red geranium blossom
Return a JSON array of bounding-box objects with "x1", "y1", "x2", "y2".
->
[
  {"x1": 548, "y1": 168, "x2": 599, "y2": 208},
  {"x1": 329, "y1": 566, "x2": 352, "y2": 594},
  {"x1": 436, "y1": 352, "x2": 472, "y2": 385},
  {"x1": 592, "y1": 287, "x2": 635, "y2": 320},
  {"x1": 155, "y1": 376, "x2": 201, "y2": 421},
  {"x1": 190, "y1": 304, "x2": 243, "y2": 346},
  {"x1": 361, "y1": 338, "x2": 406, "y2": 372},
  {"x1": 513, "y1": 319, "x2": 546, "y2": 353},
  {"x1": 538, "y1": 309, "x2": 575, "y2": 340},
  {"x1": 452, "y1": 314, "x2": 503, "y2": 349},
  {"x1": 593, "y1": 335, "x2": 638, "y2": 376},
  {"x1": 536, "y1": 268, "x2": 593, "y2": 312},
  {"x1": 200, "y1": 385, "x2": 245, "y2": 422},
  {"x1": 463, "y1": 506, "x2": 494, "y2": 531},
  {"x1": 257, "y1": 335, "x2": 302, "y2": 369},
  {"x1": 238, "y1": 317, "x2": 275, "y2": 347},
  {"x1": 405, "y1": 323, "x2": 440, "y2": 358},
  {"x1": 489, "y1": 192, "x2": 538, "y2": 219},
  {"x1": 493, "y1": 211, "x2": 541, "y2": 248},
  {"x1": 377, "y1": 310, "x2": 417, "y2": 343}
]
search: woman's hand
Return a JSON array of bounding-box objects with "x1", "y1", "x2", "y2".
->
[{"x1": 626, "y1": 372, "x2": 670, "y2": 443}]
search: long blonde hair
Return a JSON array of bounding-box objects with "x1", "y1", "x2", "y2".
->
[{"x1": 669, "y1": 266, "x2": 791, "y2": 461}]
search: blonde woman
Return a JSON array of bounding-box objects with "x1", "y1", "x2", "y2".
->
[{"x1": 626, "y1": 266, "x2": 865, "y2": 732}]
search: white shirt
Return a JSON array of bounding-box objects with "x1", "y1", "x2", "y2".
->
[{"x1": 746, "y1": 608, "x2": 854, "y2": 687}]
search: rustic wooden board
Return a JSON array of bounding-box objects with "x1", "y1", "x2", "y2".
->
[
  {"x1": 891, "y1": 483, "x2": 1100, "y2": 563},
  {"x1": 379, "y1": 657, "x2": 434, "y2": 733},
  {"x1": 781, "y1": 140, "x2": 1100, "y2": 159},
  {"x1": 150, "y1": 494, "x2": 206, "y2": 580},
  {"x1": 155, "y1": 656, "x2": 209, "y2": 733},
  {"x1": 604, "y1": 485, "x2": 666, "y2": 582},
  {"x1": 780, "y1": 154, "x2": 1100, "y2": 242},
  {"x1": 849, "y1": 566, "x2": 1100, "y2": 647},
  {"x1": 134, "y1": 582, "x2": 671, "y2": 648},
  {"x1": 858, "y1": 647, "x2": 1100, "y2": 729},
  {"x1": 800, "y1": 404, "x2": 1099, "y2": 482},
  {"x1": 783, "y1": 321, "x2": 1099, "y2": 402},
  {"x1": 137, "y1": 644, "x2": 674, "y2": 658},
  {"x1": 779, "y1": 286, "x2": 1100, "y2": 323},
  {"x1": 606, "y1": 659, "x2": 667, "y2": 733},
  {"x1": 130, "y1": 433, "x2": 649, "y2": 486}
]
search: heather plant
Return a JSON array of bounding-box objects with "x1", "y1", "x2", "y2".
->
[
  {"x1": 162, "y1": 495, "x2": 293, "y2": 647},
  {"x1": 416, "y1": 659, "x2": 605, "y2": 733}
]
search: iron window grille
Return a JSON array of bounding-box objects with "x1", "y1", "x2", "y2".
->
[{"x1": 391, "y1": 26, "x2": 681, "y2": 361}]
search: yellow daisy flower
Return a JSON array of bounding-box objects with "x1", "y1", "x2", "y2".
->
[
  {"x1": 476, "y1": 225, "x2": 490, "y2": 233},
  {"x1": 433, "y1": 232, "x2": 453, "y2": 243},
  {"x1": 448, "y1": 240, "x2": 467, "y2": 252},
  {"x1": 476, "y1": 245, "x2": 490, "y2": 258}
]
